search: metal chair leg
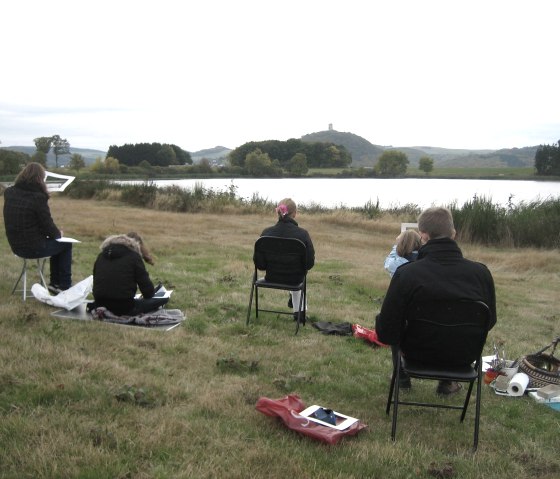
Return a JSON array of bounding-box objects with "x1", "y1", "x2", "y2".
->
[
  {"x1": 12, "y1": 257, "x2": 48, "y2": 301},
  {"x1": 294, "y1": 290, "x2": 305, "y2": 335},
  {"x1": 391, "y1": 362, "x2": 401, "y2": 441},
  {"x1": 12, "y1": 258, "x2": 28, "y2": 300},
  {"x1": 473, "y1": 368, "x2": 483, "y2": 451},
  {"x1": 246, "y1": 283, "x2": 255, "y2": 325},
  {"x1": 386, "y1": 366, "x2": 397, "y2": 415}
]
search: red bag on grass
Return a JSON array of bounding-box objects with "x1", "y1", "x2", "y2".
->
[
  {"x1": 255, "y1": 394, "x2": 367, "y2": 445},
  {"x1": 352, "y1": 324, "x2": 389, "y2": 347}
]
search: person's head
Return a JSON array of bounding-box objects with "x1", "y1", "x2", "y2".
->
[
  {"x1": 15, "y1": 162, "x2": 48, "y2": 195},
  {"x1": 126, "y1": 231, "x2": 155, "y2": 265},
  {"x1": 417, "y1": 207, "x2": 456, "y2": 242},
  {"x1": 276, "y1": 198, "x2": 297, "y2": 220},
  {"x1": 396, "y1": 229, "x2": 421, "y2": 257}
]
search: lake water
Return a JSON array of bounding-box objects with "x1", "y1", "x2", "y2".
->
[{"x1": 136, "y1": 178, "x2": 560, "y2": 209}]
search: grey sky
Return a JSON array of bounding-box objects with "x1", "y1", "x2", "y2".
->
[{"x1": 1, "y1": 0, "x2": 558, "y2": 152}]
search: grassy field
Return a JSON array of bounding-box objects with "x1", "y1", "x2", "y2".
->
[
  {"x1": 406, "y1": 167, "x2": 537, "y2": 179},
  {"x1": 307, "y1": 167, "x2": 540, "y2": 179},
  {"x1": 0, "y1": 196, "x2": 559, "y2": 479}
]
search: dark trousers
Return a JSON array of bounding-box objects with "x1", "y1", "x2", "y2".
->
[
  {"x1": 130, "y1": 297, "x2": 169, "y2": 316},
  {"x1": 90, "y1": 296, "x2": 169, "y2": 316},
  {"x1": 14, "y1": 239, "x2": 73, "y2": 289}
]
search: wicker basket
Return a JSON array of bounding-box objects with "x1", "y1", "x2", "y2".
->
[{"x1": 518, "y1": 338, "x2": 560, "y2": 389}]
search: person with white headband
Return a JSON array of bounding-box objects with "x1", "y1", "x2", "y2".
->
[{"x1": 259, "y1": 198, "x2": 315, "y2": 324}]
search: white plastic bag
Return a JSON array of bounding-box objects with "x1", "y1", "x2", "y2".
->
[{"x1": 32, "y1": 275, "x2": 93, "y2": 311}]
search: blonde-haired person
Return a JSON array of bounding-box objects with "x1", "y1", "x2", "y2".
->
[
  {"x1": 3, "y1": 162, "x2": 73, "y2": 292},
  {"x1": 375, "y1": 206, "x2": 497, "y2": 396},
  {"x1": 259, "y1": 198, "x2": 315, "y2": 324},
  {"x1": 384, "y1": 229, "x2": 421, "y2": 277}
]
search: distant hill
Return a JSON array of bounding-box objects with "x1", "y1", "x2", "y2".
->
[
  {"x1": 190, "y1": 146, "x2": 231, "y2": 164},
  {"x1": 436, "y1": 146, "x2": 538, "y2": 168},
  {"x1": 389, "y1": 145, "x2": 537, "y2": 168},
  {"x1": 388, "y1": 146, "x2": 491, "y2": 166},
  {"x1": 300, "y1": 130, "x2": 538, "y2": 168},
  {"x1": 0, "y1": 146, "x2": 105, "y2": 167},
  {"x1": 301, "y1": 130, "x2": 384, "y2": 167}
]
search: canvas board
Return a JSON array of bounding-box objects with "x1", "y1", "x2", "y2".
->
[{"x1": 298, "y1": 405, "x2": 359, "y2": 430}]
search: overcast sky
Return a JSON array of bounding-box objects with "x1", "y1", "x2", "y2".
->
[{"x1": 1, "y1": 0, "x2": 559, "y2": 153}]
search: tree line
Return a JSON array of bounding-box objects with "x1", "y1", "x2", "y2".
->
[
  {"x1": 106, "y1": 143, "x2": 192, "y2": 167},
  {"x1": 0, "y1": 135, "x2": 73, "y2": 174},
  {"x1": 228, "y1": 139, "x2": 352, "y2": 176},
  {"x1": 534, "y1": 140, "x2": 560, "y2": 176},
  {"x1": 2, "y1": 135, "x2": 558, "y2": 178}
]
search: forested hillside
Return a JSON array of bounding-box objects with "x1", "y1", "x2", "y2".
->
[
  {"x1": 301, "y1": 130, "x2": 384, "y2": 166},
  {"x1": 301, "y1": 130, "x2": 538, "y2": 168}
]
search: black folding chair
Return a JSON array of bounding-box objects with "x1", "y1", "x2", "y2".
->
[
  {"x1": 246, "y1": 236, "x2": 307, "y2": 334},
  {"x1": 386, "y1": 300, "x2": 491, "y2": 451}
]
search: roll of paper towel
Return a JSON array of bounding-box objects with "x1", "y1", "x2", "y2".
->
[{"x1": 507, "y1": 372, "x2": 530, "y2": 396}]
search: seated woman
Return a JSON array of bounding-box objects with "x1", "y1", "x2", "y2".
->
[
  {"x1": 89, "y1": 232, "x2": 168, "y2": 316},
  {"x1": 259, "y1": 198, "x2": 315, "y2": 322},
  {"x1": 384, "y1": 229, "x2": 421, "y2": 277},
  {"x1": 3, "y1": 162, "x2": 73, "y2": 292}
]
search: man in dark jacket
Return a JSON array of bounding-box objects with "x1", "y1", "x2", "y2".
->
[
  {"x1": 375, "y1": 207, "x2": 496, "y2": 395},
  {"x1": 91, "y1": 234, "x2": 168, "y2": 316},
  {"x1": 258, "y1": 198, "x2": 315, "y2": 321}
]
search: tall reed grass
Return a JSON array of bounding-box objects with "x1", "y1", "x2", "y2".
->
[
  {"x1": 451, "y1": 196, "x2": 560, "y2": 248},
  {"x1": 64, "y1": 181, "x2": 560, "y2": 248}
]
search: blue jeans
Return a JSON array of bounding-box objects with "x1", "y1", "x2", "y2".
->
[{"x1": 14, "y1": 239, "x2": 73, "y2": 289}]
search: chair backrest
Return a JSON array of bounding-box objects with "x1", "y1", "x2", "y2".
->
[
  {"x1": 253, "y1": 236, "x2": 307, "y2": 284},
  {"x1": 401, "y1": 300, "x2": 491, "y2": 367}
]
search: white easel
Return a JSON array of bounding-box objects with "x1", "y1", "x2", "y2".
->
[
  {"x1": 400, "y1": 222, "x2": 418, "y2": 232},
  {"x1": 45, "y1": 171, "x2": 75, "y2": 192}
]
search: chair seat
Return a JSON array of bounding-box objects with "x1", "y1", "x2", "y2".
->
[
  {"x1": 386, "y1": 300, "x2": 492, "y2": 452},
  {"x1": 247, "y1": 236, "x2": 308, "y2": 334},
  {"x1": 254, "y1": 278, "x2": 304, "y2": 291},
  {"x1": 402, "y1": 358, "x2": 478, "y2": 381}
]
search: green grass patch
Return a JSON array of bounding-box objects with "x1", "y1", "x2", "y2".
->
[{"x1": 0, "y1": 197, "x2": 558, "y2": 478}]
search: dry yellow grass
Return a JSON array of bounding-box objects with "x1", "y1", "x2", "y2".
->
[{"x1": 0, "y1": 196, "x2": 559, "y2": 478}]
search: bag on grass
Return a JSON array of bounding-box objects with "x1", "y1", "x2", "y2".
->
[
  {"x1": 255, "y1": 394, "x2": 366, "y2": 445},
  {"x1": 311, "y1": 321, "x2": 353, "y2": 335},
  {"x1": 352, "y1": 324, "x2": 389, "y2": 347},
  {"x1": 518, "y1": 337, "x2": 560, "y2": 388},
  {"x1": 32, "y1": 275, "x2": 93, "y2": 311}
]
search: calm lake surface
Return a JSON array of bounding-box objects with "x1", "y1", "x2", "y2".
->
[{"x1": 140, "y1": 178, "x2": 560, "y2": 209}]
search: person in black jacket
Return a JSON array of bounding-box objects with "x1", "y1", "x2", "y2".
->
[
  {"x1": 90, "y1": 233, "x2": 168, "y2": 316},
  {"x1": 375, "y1": 206, "x2": 497, "y2": 396},
  {"x1": 3, "y1": 162, "x2": 73, "y2": 292},
  {"x1": 259, "y1": 198, "x2": 315, "y2": 322}
]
